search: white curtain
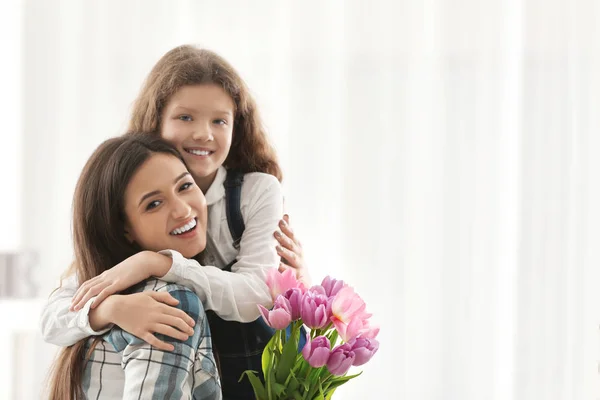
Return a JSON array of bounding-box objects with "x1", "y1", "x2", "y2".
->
[{"x1": 4, "y1": 0, "x2": 599, "y2": 398}]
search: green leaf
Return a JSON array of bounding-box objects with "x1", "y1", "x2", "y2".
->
[
  {"x1": 327, "y1": 329, "x2": 339, "y2": 347},
  {"x1": 239, "y1": 370, "x2": 267, "y2": 399},
  {"x1": 315, "y1": 381, "x2": 326, "y2": 400},
  {"x1": 267, "y1": 367, "x2": 277, "y2": 399},
  {"x1": 272, "y1": 382, "x2": 286, "y2": 397},
  {"x1": 323, "y1": 371, "x2": 363, "y2": 392},
  {"x1": 285, "y1": 368, "x2": 300, "y2": 392},
  {"x1": 291, "y1": 391, "x2": 303, "y2": 400},
  {"x1": 324, "y1": 387, "x2": 337, "y2": 400},
  {"x1": 262, "y1": 334, "x2": 278, "y2": 377},
  {"x1": 275, "y1": 326, "x2": 299, "y2": 383}
]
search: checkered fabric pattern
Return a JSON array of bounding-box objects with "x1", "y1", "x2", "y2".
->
[{"x1": 81, "y1": 279, "x2": 222, "y2": 400}]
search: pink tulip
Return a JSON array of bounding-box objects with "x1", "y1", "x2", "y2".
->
[
  {"x1": 333, "y1": 314, "x2": 379, "y2": 343},
  {"x1": 321, "y1": 276, "x2": 346, "y2": 298},
  {"x1": 266, "y1": 268, "x2": 301, "y2": 301},
  {"x1": 300, "y1": 290, "x2": 330, "y2": 329},
  {"x1": 282, "y1": 288, "x2": 303, "y2": 320},
  {"x1": 258, "y1": 301, "x2": 292, "y2": 330},
  {"x1": 308, "y1": 285, "x2": 326, "y2": 296},
  {"x1": 301, "y1": 334, "x2": 331, "y2": 368},
  {"x1": 330, "y1": 286, "x2": 367, "y2": 325},
  {"x1": 326, "y1": 342, "x2": 355, "y2": 376},
  {"x1": 347, "y1": 337, "x2": 379, "y2": 366}
]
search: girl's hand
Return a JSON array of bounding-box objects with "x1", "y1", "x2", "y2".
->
[
  {"x1": 92, "y1": 292, "x2": 196, "y2": 351},
  {"x1": 274, "y1": 214, "x2": 312, "y2": 287},
  {"x1": 70, "y1": 251, "x2": 170, "y2": 312}
]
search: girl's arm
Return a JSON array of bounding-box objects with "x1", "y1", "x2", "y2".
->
[
  {"x1": 40, "y1": 263, "x2": 195, "y2": 348},
  {"x1": 39, "y1": 274, "x2": 113, "y2": 346}
]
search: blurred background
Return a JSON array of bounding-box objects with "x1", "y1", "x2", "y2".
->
[{"x1": 1, "y1": 0, "x2": 599, "y2": 398}]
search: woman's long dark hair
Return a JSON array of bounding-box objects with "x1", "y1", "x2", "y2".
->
[{"x1": 47, "y1": 133, "x2": 186, "y2": 400}]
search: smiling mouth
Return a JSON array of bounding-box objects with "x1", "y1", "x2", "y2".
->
[
  {"x1": 169, "y1": 218, "x2": 198, "y2": 235},
  {"x1": 185, "y1": 149, "x2": 214, "y2": 157}
]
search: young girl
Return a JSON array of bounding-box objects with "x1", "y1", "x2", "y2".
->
[
  {"x1": 47, "y1": 134, "x2": 221, "y2": 399},
  {"x1": 41, "y1": 45, "x2": 306, "y2": 399}
]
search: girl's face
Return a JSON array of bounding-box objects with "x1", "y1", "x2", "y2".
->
[
  {"x1": 123, "y1": 153, "x2": 208, "y2": 259},
  {"x1": 161, "y1": 84, "x2": 235, "y2": 192}
]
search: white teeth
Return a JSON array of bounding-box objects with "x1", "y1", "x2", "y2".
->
[
  {"x1": 170, "y1": 219, "x2": 197, "y2": 235},
  {"x1": 187, "y1": 149, "x2": 211, "y2": 156}
]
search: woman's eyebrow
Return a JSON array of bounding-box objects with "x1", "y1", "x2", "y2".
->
[{"x1": 138, "y1": 172, "x2": 190, "y2": 206}]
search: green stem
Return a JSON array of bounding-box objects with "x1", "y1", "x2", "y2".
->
[{"x1": 327, "y1": 329, "x2": 339, "y2": 347}]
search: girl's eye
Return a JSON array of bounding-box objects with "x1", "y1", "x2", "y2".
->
[
  {"x1": 179, "y1": 182, "x2": 194, "y2": 191},
  {"x1": 178, "y1": 115, "x2": 193, "y2": 122},
  {"x1": 213, "y1": 119, "x2": 227, "y2": 125},
  {"x1": 146, "y1": 200, "x2": 161, "y2": 210}
]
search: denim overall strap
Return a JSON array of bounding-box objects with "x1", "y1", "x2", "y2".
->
[{"x1": 223, "y1": 169, "x2": 245, "y2": 250}]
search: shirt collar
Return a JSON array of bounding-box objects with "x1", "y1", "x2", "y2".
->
[{"x1": 203, "y1": 166, "x2": 227, "y2": 206}]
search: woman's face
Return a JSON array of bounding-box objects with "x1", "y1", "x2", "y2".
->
[
  {"x1": 123, "y1": 153, "x2": 207, "y2": 258},
  {"x1": 160, "y1": 83, "x2": 235, "y2": 192}
]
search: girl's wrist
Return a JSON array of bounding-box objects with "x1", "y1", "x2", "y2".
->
[
  {"x1": 142, "y1": 250, "x2": 173, "y2": 278},
  {"x1": 88, "y1": 295, "x2": 120, "y2": 330}
]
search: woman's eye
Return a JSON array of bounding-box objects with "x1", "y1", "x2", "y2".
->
[
  {"x1": 179, "y1": 182, "x2": 194, "y2": 191},
  {"x1": 146, "y1": 200, "x2": 161, "y2": 210},
  {"x1": 213, "y1": 119, "x2": 227, "y2": 125},
  {"x1": 178, "y1": 115, "x2": 193, "y2": 122}
]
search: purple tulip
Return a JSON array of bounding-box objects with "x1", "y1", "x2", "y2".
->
[
  {"x1": 301, "y1": 334, "x2": 331, "y2": 368},
  {"x1": 326, "y1": 342, "x2": 355, "y2": 376},
  {"x1": 258, "y1": 300, "x2": 292, "y2": 330},
  {"x1": 347, "y1": 337, "x2": 379, "y2": 366},
  {"x1": 282, "y1": 288, "x2": 303, "y2": 320},
  {"x1": 300, "y1": 290, "x2": 330, "y2": 329},
  {"x1": 321, "y1": 276, "x2": 346, "y2": 298}
]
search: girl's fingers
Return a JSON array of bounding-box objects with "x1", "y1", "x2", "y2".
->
[
  {"x1": 279, "y1": 219, "x2": 295, "y2": 242},
  {"x1": 153, "y1": 324, "x2": 190, "y2": 342},
  {"x1": 278, "y1": 262, "x2": 289, "y2": 273},
  {"x1": 150, "y1": 292, "x2": 194, "y2": 328},
  {"x1": 148, "y1": 291, "x2": 180, "y2": 306},
  {"x1": 74, "y1": 282, "x2": 107, "y2": 311},
  {"x1": 71, "y1": 277, "x2": 101, "y2": 309},
  {"x1": 161, "y1": 305, "x2": 195, "y2": 328},
  {"x1": 276, "y1": 245, "x2": 299, "y2": 269},
  {"x1": 159, "y1": 314, "x2": 195, "y2": 336},
  {"x1": 274, "y1": 230, "x2": 296, "y2": 253},
  {"x1": 142, "y1": 332, "x2": 175, "y2": 352},
  {"x1": 90, "y1": 287, "x2": 114, "y2": 309}
]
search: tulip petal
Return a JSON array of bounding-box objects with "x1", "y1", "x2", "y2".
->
[
  {"x1": 268, "y1": 308, "x2": 292, "y2": 330},
  {"x1": 309, "y1": 347, "x2": 331, "y2": 367}
]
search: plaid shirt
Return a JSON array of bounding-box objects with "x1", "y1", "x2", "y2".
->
[{"x1": 81, "y1": 279, "x2": 222, "y2": 399}]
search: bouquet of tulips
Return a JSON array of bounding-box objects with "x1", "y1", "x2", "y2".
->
[{"x1": 241, "y1": 269, "x2": 380, "y2": 400}]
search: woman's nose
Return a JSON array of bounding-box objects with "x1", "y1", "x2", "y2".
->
[{"x1": 171, "y1": 197, "x2": 192, "y2": 219}]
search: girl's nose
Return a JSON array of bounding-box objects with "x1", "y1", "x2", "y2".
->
[{"x1": 192, "y1": 122, "x2": 213, "y2": 141}]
